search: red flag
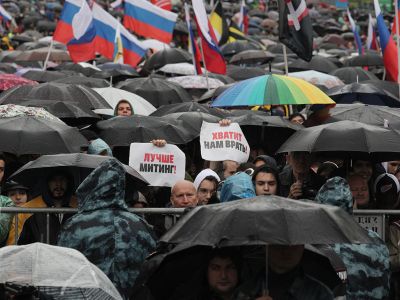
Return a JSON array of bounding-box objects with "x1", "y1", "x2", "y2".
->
[{"x1": 151, "y1": 0, "x2": 172, "y2": 11}]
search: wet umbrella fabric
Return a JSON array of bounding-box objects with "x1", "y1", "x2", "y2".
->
[
  {"x1": 53, "y1": 76, "x2": 110, "y2": 88},
  {"x1": 116, "y1": 77, "x2": 191, "y2": 108},
  {"x1": 10, "y1": 153, "x2": 147, "y2": 194},
  {"x1": 288, "y1": 56, "x2": 338, "y2": 74},
  {"x1": 150, "y1": 102, "x2": 226, "y2": 117},
  {"x1": 161, "y1": 195, "x2": 372, "y2": 246},
  {"x1": 221, "y1": 41, "x2": 261, "y2": 58},
  {"x1": 329, "y1": 67, "x2": 379, "y2": 84},
  {"x1": 22, "y1": 70, "x2": 66, "y2": 83},
  {"x1": 327, "y1": 82, "x2": 400, "y2": 107},
  {"x1": 162, "y1": 112, "x2": 221, "y2": 134},
  {"x1": 344, "y1": 54, "x2": 383, "y2": 67},
  {"x1": 226, "y1": 65, "x2": 267, "y2": 81},
  {"x1": 0, "y1": 114, "x2": 87, "y2": 155},
  {"x1": 328, "y1": 104, "x2": 400, "y2": 128},
  {"x1": 96, "y1": 115, "x2": 196, "y2": 146},
  {"x1": 277, "y1": 120, "x2": 400, "y2": 161},
  {"x1": 229, "y1": 50, "x2": 275, "y2": 65},
  {"x1": 0, "y1": 242, "x2": 122, "y2": 300},
  {"x1": 142, "y1": 48, "x2": 192, "y2": 72},
  {"x1": 15, "y1": 47, "x2": 71, "y2": 62},
  {"x1": 0, "y1": 82, "x2": 111, "y2": 110}
]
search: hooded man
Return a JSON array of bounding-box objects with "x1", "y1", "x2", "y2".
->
[
  {"x1": 315, "y1": 176, "x2": 390, "y2": 299},
  {"x1": 58, "y1": 158, "x2": 156, "y2": 299},
  {"x1": 7, "y1": 169, "x2": 76, "y2": 245}
]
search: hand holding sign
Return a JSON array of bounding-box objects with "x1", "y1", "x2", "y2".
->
[
  {"x1": 200, "y1": 121, "x2": 250, "y2": 163},
  {"x1": 129, "y1": 143, "x2": 186, "y2": 187}
]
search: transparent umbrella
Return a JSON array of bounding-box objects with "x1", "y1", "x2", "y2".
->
[{"x1": 0, "y1": 243, "x2": 122, "y2": 300}]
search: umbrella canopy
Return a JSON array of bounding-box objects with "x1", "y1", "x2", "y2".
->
[
  {"x1": 221, "y1": 41, "x2": 261, "y2": 58},
  {"x1": 116, "y1": 77, "x2": 191, "y2": 108},
  {"x1": 92, "y1": 87, "x2": 156, "y2": 116},
  {"x1": 21, "y1": 70, "x2": 66, "y2": 83},
  {"x1": 328, "y1": 103, "x2": 400, "y2": 129},
  {"x1": 0, "y1": 82, "x2": 111, "y2": 110},
  {"x1": 0, "y1": 105, "x2": 87, "y2": 155},
  {"x1": 0, "y1": 74, "x2": 37, "y2": 91},
  {"x1": 19, "y1": 99, "x2": 100, "y2": 126},
  {"x1": 362, "y1": 80, "x2": 400, "y2": 99},
  {"x1": 167, "y1": 75, "x2": 225, "y2": 89},
  {"x1": 211, "y1": 74, "x2": 335, "y2": 107},
  {"x1": 327, "y1": 82, "x2": 400, "y2": 107},
  {"x1": 96, "y1": 115, "x2": 196, "y2": 146},
  {"x1": 344, "y1": 54, "x2": 384, "y2": 67},
  {"x1": 15, "y1": 47, "x2": 71, "y2": 62},
  {"x1": 0, "y1": 242, "x2": 122, "y2": 300},
  {"x1": 320, "y1": 34, "x2": 347, "y2": 47},
  {"x1": 288, "y1": 55, "x2": 338, "y2": 74},
  {"x1": 158, "y1": 62, "x2": 205, "y2": 76},
  {"x1": 53, "y1": 76, "x2": 110, "y2": 88},
  {"x1": 10, "y1": 153, "x2": 147, "y2": 190},
  {"x1": 150, "y1": 102, "x2": 226, "y2": 117},
  {"x1": 329, "y1": 67, "x2": 379, "y2": 84},
  {"x1": 229, "y1": 50, "x2": 275, "y2": 66},
  {"x1": 226, "y1": 65, "x2": 267, "y2": 81},
  {"x1": 288, "y1": 70, "x2": 344, "y2": 89},
  {"x1": 161, "y1": 195, "x2": 372, "y2": 246},
  {"x1": 199, "y1": 84, "x2": 234, "y2": 103},
  {"x1": 277, "y1": 120, "x2": 400, "y2": 161},
  {"x1": 142, "y1": 48, "x2": 192, "y2": 73},
  {"x1": 162, "y1": 112, "x2": 221, "y2": 134},
  {"x1": 0, "y1": 63, "x2": 17, "y2": 73},
  {"x1": 54, "y1": 63, "x2": 102, "y2": 76}
]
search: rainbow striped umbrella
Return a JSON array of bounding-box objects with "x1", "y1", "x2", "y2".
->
[{"x1": 211, "y1": 74, "x2": 335, "y2": 107}]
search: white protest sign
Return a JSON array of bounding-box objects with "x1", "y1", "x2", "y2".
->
[
  {"x1": 200, "y1": 121, "x2": 250, "y2": 163},
  {"x1": 353, "y1": 214, "x2": 384, "y2": 239},
  {"x1": 129, "y1": 143, "x2": 186, "y2": 187}
]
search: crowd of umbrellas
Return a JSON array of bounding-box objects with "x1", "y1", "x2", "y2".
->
[{"x1": 0, "y1": 0, "x2": 399, "y2": 299}]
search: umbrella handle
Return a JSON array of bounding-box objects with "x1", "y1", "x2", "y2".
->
[{"x1": 264, "y1": 245, "x2": 269, "y2": 296}]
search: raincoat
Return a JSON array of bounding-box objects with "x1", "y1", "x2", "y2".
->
[
  {"x1": 220, "y1": 172, "x2": 255, "y2": 202},
  {"x1": 87, "y1": 138, "x2": 113, "y2": 156},
  {"x1": 315, "y1": 177, "x2": 390, "y2": 299},
  {"x1": 0, "y1": 195, "x2": 14, "y2": 245},
  {"x1": 58, "y1": 159, "x2": 156, "y2": 299}
]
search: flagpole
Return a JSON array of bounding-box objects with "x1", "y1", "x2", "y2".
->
[
  {"x1": 282, "y1": 44, "x2": 289, "y2": 76},
  {"x1": 184, "y1": 3, "x2": 197, "y2": 76},
  {"x1": 198, "y1": 37, "x2": 210, "y2": 91},
  {"x1": 396, "y1": 0, "x2": 400, "y2": 90},
  {"x1": 43, "y1": 38, "x2": 54, "y2": 71}
]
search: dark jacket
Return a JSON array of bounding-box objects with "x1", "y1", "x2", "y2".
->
[{"x1": 58, "y1": 158, "x2": 156, "y2": 299}]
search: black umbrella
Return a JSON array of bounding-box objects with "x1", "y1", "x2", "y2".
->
[
  {"x1": 206, "y1": 73, "x2": 235, "y2": 84},
  {"x1": 227, "y1": 65, "x2": 267, "y2": 81},
  {"x1": 221, "y1": 41, "x2": 261, "y2": 58},
  {"x1": 267, "y1": 44, "x2": 295, "y2": 56},
  {"x1": 53, "y1": 76, "x2": 110, "y2": 88},
  {"x1": 19, "y1": 100, "x2": 100, "y2": 126},
  {"x1": 328, "y1": 103, "x2": 400, "y2": 129},
  {"x1": 288, "y1": 55, "x2": 338, "y2": 74},
  {"x1": 139, "y1": 244, "x2": 344, "y2": 300},
  {"x1": 277, "y1": 120, "x2": 400, "y2": 161},
  {"x1": 54, "y1": 63, "x2": 101, "y2": 76},
  {"x1": 116, "y1": 77, "x2": 191, "y2": 108},
  {"x1": 0, "y1": 115, "x2": 87, "y2": 155},
  {"x1": 150, "y1": 102, "x2": 226, "y2": 117},
  {"x1": 10, "y1": 153, "x2": 147, "y2": 192},
  {"x1": 17, "y1": 41, "x2": 66, "y2": 51},
  {"x1": 142, "y1": 48, "x2": 192, "y2": 73},
  {"x1": 344, "y1": 54, "x2": 384, "y2": 67},
  {"x1": 173, "y1": 20, "x2": 189, "y2": 34},
  {"x1": 96, "y1": 63, "x2": 140, "y2": 80},
  {"x1": 228, "y1": 112, "x2": 302, "y2": 154},
  {"x1": 0, "y1": 63, "x2": 16, "y2": 74},
  {"x1": 198, "y1": 84, "x2": 234, "y2": 103},
  {"x1": 162, "y1": 112, "x2": 221, "y2": 135},
  {"x1": 327, "y1": 82, "x2": 400, "y2": 107},
  {"x1": 21, "y1": 70, "x2": 66, "y2": 83},
  {"x1": 98, "y1": 62, "x2": 138, "y2": 73},
  {"x1": 229, "y1": 50, "x2": 275, "y2": 66},
  {"x1": 36, "y1": 20, "x2": 57, "y2": 32},
  {"x1": 0, "y1": 82, "x2": 111, "y2": 110},
  {"x1": 362, "y1": 79, "x2": 400, "y2": 99},
  {"x1": 96, "y1": 115, "x2": 196, "y2": 146},
  {"x1": 161, "y1": 196, "x2": 372, "y2": 246},
  {"x1": 329, "y1": 67, "x2": 379, "y2": 84}
]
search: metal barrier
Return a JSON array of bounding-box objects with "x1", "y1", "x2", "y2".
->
[
  {"x1": 0, "y1": 207, "x2": 399, "y2": 244},
  {"x1": 0, "y1": 207, "x2": 185, "y2": 245}
]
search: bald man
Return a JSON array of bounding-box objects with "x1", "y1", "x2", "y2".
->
[{"x1": 170, "y1": 180, "x2": 198, "y2": 208}]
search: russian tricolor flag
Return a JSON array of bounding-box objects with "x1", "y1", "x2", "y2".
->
[
  {"x1": 123, "y1": 0, "x2": 177, "y2": 44},
  {"x1": 185, "y1": 3, "x2": 202, "y2": 75},
  {"x1": 53, "y1": 0, "x2": 96, "y2": 62},
  {"x1": 192, "y1": 0, "x2": 226, "y2": 74},
  {"x1": 374, "y1": 0, "x2": 398, "y2": 82},
  {"x1": 347, "y1": 9, "x2": 364, "y2": 55},
  {"x1": 0, "y1": 5, "x2": 12, "y2": 24},
  {"x1": 238, "y1": 0, "x2": 248, "y2": 34},
  {"x1": 92, "y1": 3, "x2": 147, "y2": 67}
]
